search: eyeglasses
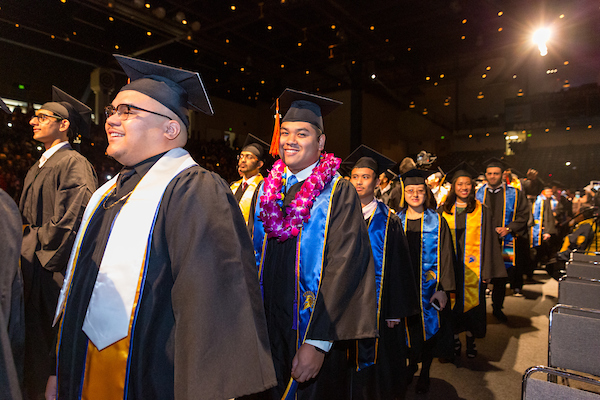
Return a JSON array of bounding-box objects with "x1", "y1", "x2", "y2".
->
[
  {"x1": 32, "y1": 113, "x2": 62, "y2": 123},
  {"x1": 104, "y1": 104, "x2": 172, "y2": 121},
  {"x1": 405, "y1": 188, "x2": 426, "y2": 196},
  {"x1": 237, "y1": 153, "x2": 257, "y2": 161}
]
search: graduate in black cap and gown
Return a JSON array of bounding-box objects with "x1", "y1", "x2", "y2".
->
[
  {"x1": 439, "y1": 163, "x2": 505, "y2": 359},
  {"x1": 475, "y1": 158, "x2": 529, "y2": 322},
  {"x1": 19, "y1": 87, "x2": 98, "y2": 400},
  {"x1": 397, "y1": 169, "x2": 455, "y2": 394},
  {"x1": 530, "y1": 184, "x2": 558, "y2": 265},
  {"x1": 346, "y1": 146, "x2": 420, "y2": 400},
  {"x1": 51, "y1": 55, "x2": 276, "y2": 400},
  {"x1": 251, "y1": 89, "x2": 376, "y2": 400},
  {"x1": 0, "y1": 98, "x2": 24, "y2": 400},
  {"x1": 231, "y1": 134, "x2": 269, "y2": 234}
]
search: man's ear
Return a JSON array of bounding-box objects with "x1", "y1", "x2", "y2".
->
[
  {"x1": 164, "y1": 120, "x2": 182, "y2": 140},
  {"x1": 318, "y1": 134, "x2": 326, "y2": 151},
  {"x1": 59, "y1": 119, "x2": 70, "y2": 133}
]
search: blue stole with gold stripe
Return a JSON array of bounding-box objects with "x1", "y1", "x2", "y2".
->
[
  {"x1": 476, "y1": 184, "x2": 517, "y2": 268},
  {"x1": 355, "y1": 200, "x2": 390, "y2": 370},
  {"x1": 531, "y1": 195, "x2": 546, "y2": 247},
  {"x1": 253, "y1": 173, "x2": 341, "y2": 348},
  {"x1": 399, "y1": 208, "x2": 441, "y2": 341}
]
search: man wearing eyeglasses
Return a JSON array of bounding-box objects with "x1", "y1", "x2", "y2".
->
[
  {"x1": 48, "y1": 56, "x2": 276, "y2": 400},
  {"x1": 231, "y1": 134, "x2": 268, "y2": 233},
  {"x1": 19, "y1": 87, "x2": 97, "y2": 400}
]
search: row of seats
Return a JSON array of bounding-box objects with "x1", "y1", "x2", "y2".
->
[{"x1": 522, "y1": 252, "x2": 600, "y2": 399}]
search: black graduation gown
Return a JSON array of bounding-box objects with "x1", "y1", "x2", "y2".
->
[
  {"x1": 0, "y1": 188, "x2": 24, "y2": 400},
  {"x1": 442, "y1": 205, "x2": 506, "y2": 338},
  {"x1": 256, "y1": 178, "x2": 376, "y2": 400},
  {"x1": 57, "y1": 153, "x2": 276, "y2": 400},
  {"x1": 404, "y1": 216, "x2": 455, "y2": 360},
  {"x1": 18, "y1": 144, "x2": 97, "y2": 397},
  {"x1": 351, "y1": 208, "x2": 420, "y2": 400}
]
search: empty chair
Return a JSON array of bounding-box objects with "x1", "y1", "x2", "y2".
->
[
  {"x1": 522, "y1": 366, "x2": 600, "y2": 400},
  {"x1": 571, "y1": 252, "x2": 600, "y2": 263},
  {"x1": 566, "y1": 263, "x2": 600, "y2": 280},
  {"x1": 558, "y1": 277, "x2": 600, "y2": 310},
  {"x1": 549, "y1": 305, "x2": 600, "y2": 376}
]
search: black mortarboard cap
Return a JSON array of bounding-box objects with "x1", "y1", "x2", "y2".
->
[
  {"x1": 242, "y1": 134, "x2": 269, "y2": 162},
  {"x1": 444, "y1": 161, "x2": 480, "y2": 183},
  {"x1": 483, "y1": 157, "x2": 511, "y2": 171},
  {"x1": 400, "y1": 168, "x2": 435, "y2": 186},
  {"x1": 273, "y1": 88, "x2": 342, "y2": 133},
  {"x1": 114, "y1": 55, "x2": 214, "y2": 129},
  {"x1": 342, "y1": 145, "x2": 396, "y2": 177},
  {"x1": 40, "y1": 86, "x2": 92, "y2": 138},
  {"x1": 0, "y1": 99, "x2": 9, "y2": 114}
]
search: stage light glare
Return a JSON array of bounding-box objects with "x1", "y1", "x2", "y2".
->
[{"x1": 532, "y1": 27, "x2": 551, "y2": 56}]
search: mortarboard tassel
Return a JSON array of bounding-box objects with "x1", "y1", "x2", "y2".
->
[{"x1": 269, "y1": 98, "x2": 281, "y2": 157}]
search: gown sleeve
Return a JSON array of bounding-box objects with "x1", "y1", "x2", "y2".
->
[
  {"x1": 382, "y1": 213, "x2": 420, "y2": 320},
  {"x1": 22, "y1": 155, "x2": 97, "y2": 272},
  {"x1": 507, "y1": 189, "x2": 530, "y2": 236},
  {"x1": 438, "y1": 216, "x2": 456, "y2": 292},
  {"x1": 164, "y1": 168, "x2": 276, "y2": 399},
  {"x1": 481, "y1": 205, "x2": 508, "y2": 281}
]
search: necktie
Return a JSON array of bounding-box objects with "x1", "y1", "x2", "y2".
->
[
  {"x1": 286, "y1": 174, "x2": 298, "y2": 192},
  {"x1": 38, "y1": 155, "x2": 47, "y2": 168},
  {"x1": 234, "y1": 182, "x2": 249, "y2": 203},
  {"x1": 116, "y1": 168, "x2": 136, "y2": 196}
]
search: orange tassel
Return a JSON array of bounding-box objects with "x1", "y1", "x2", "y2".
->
[{"x1": 269, "y1": 98, "x2": 281, "y2": 157}]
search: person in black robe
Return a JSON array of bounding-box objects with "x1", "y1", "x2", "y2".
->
[
  {"x1": 19, "y1": 87, "x2": 98, "y2": 400},
  {"x1": 0, "y1": 179, "x2": 25, "y2": 400},
  {"x1": 231, "y1": 134, "x2": 270, "y2": 235},
  {"x1": 439, "y1": 163, "x2": 506, "y2": 359},
  {"x1": 531, "y1": 185, "x2": 559, "y2": 267},
  {"x1": 347, "y1": 149, "x2": 420, "y2": 400},
  {"x1": 250, "y1": 90, "x2": 376, "y2": 400},
  {"x1": 397, "y1": 169, "x2": 455, "y2": 395},
  {"x1": 476, "y1": 159, "x2": 529, "y2": 323},
  {"x1": 50, "y1": 56, "x2": 276, "y2": 400}
]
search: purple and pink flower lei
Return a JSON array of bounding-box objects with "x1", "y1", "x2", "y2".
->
[{"x1": 259, "y1": 152, "x2": 341, "y2": 242}]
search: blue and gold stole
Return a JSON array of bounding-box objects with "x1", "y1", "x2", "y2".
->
[
  {"x1": 253, "y1": 173, "x2": 342, "y2": 348},
  {"x1": 442, "y1": 201, "x2": 484, "y2": 312},
  {"x1": 530, "y1": 195, "x2": 547, "y2": 247},
  {"x1": 398, "y1": 208, "x2": 441, "y2": 342},
  {"x1": 354, "y1": 200, "x2": 391, "y2": 371},
  {"x1": 476, "y1": 184, "x2": 518, "y2": 268}
]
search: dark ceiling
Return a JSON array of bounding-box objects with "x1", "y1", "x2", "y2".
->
[{"x1": 1, "y1": 0, "x2": 599, "y2": 107}]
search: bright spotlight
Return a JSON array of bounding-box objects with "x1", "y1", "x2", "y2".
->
[
  {"x1": 532, "y1": 27, "x2": 551, "y2": 56},
  {"x1": 370, "y1": 74, "x2": 376, "y2": 80}
]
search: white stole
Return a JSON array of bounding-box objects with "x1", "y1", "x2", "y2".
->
[{"x1": 54, "y1": 148, "x2": 197, "y2": 350}]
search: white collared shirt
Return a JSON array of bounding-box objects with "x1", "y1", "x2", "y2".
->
[
  {"x1": 362, "y1": 198, "x2": 378, "y2": 220},
  {"x1": 285, "y1": 160, "x2": 320, "y2": 184},
  {"x1": 486, "y1": 183, "x2": 504, "y2": 194},
  {"x1": 39, "y1": 141, "x2": 69, "y2": 168},
  {"x1": 379, "y1": 183, "x2": 392, "y2": 195},
  {"x1": 242, "y1": 173, "x2": 262, "y2": 185}
]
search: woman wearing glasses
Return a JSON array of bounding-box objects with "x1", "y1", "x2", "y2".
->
[{"x1": 397, "y1": 168, "x2": 455, "y2": 394}]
